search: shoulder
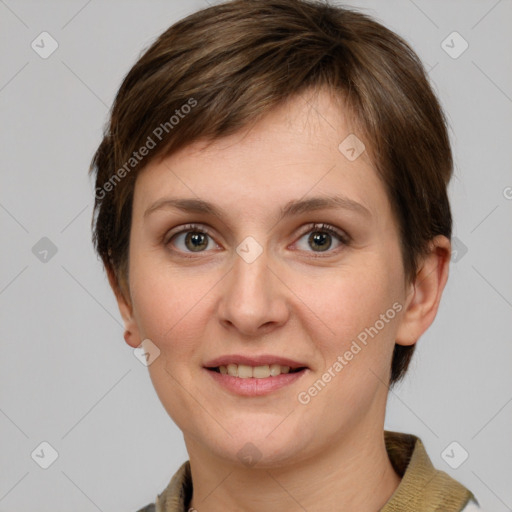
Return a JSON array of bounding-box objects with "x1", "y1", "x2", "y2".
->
[
  {"x1": 383, "y1": 430, "x2": 481, "y2": 512},
  {"x1": 134, "y1": 461, "x2": 192, "y2": 512}
]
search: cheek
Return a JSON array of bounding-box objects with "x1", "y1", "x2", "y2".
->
[
  {"x1": 129, "y1": 260, "x2": 215, "y2": 424},
  {"x1": 293, "y1": 264, "x2": 402, "y2": 421},
  {"x1": 129, "y1": 246, "x2": 211, "y2": 343},
  {"x1": 300, "y1": 257, "x2": 403, "y2": 366}
]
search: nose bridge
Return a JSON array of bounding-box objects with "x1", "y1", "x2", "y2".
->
[
  {"x1": 219, "y1": 236, "x2": 288, "y2": 333},
  {"x1": 234, "y1": 236, "x2": 270, "y2": 297}
]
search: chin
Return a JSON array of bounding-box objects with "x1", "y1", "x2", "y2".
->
[{"x1": 195, "y1": 415, "x2": 317, "y2": 469}]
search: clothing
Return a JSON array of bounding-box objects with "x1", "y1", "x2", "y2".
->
[{"x1": 137, "y1": 430, "x2": 481, "y2": 512}]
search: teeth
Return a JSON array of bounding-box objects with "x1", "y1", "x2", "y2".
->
[
  {"x1": 218, "y1": 363, "x2": 295, "y2": 378},
  {"x1": 238, "y1": 364, "x2": 253, "y2": 379},
  {"x1": 227, "y1": 364, "x2": 238, "y2": 377},
  {"x1": 270, "y1": 363, "x2": 282, "y2": 376},
  {"x1": 253, "y1": 365, "x2": 270, "y2": 378}
]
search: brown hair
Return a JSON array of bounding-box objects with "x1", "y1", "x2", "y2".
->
[{"x1": 89, "y1": 0, "x2": 453, "y2": 387}]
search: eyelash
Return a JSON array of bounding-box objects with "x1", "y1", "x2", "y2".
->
[{"x1": 164, "y1": 222, "x2": 350, "y2": 259}]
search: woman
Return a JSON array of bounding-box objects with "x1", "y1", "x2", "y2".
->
[{"x1": 89, "y1": 1, "x2": 482, "y2": 510}]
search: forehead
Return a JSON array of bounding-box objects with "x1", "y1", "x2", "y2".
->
[{"x1": 133, "y1": 89, "x2": 390, "y2": 226}]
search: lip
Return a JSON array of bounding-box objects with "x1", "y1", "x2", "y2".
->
[
  {"x1": 204, "y1": 367, "x2": 308, "y2": 396},
  {"x1": 203, "y1": 354, "x2": 308, "y2": 369},
  {"x1": 203, "y1": 354, "x2": 310, "y2": 397}
]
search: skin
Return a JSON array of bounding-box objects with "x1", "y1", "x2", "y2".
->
[{"x1": 110, "y1": 87, "x2": 451, "y2": 511}]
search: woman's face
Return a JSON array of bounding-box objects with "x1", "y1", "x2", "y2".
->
[{"x1": 123, "y1": 89, "x2": 413, "y2": 467}]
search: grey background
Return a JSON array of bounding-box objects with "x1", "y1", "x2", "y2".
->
[{"x1": 1, "y1": 0, "x2": 511, "y2": 510}]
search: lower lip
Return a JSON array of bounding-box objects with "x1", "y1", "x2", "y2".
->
[{"x1": 205, "y1": 368, "x2": 308, "y2": 396}]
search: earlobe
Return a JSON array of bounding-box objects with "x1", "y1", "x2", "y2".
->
[
  {"x1": 395, "y1": 236, "x2": 451, "y2": 347},
  {"x1": 106, "y1": 267, "x2": 141, "y2": 349}
]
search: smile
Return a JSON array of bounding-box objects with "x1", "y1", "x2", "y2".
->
[
  {"x1": 204, "y1": 356, "x2": 309, "y2": 396},
  {"x1": 211, "y1": 363, "x2": 304, "y2": 378}
]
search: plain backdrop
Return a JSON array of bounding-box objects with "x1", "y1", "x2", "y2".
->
[{"x1": 1, "y1": 0, "x2": 511, "y2": 510}]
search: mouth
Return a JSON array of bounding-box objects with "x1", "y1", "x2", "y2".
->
[
  {"x1": 207, "y1": 363, "x2": 307, "y2": 378},
  {"x1": 203, "y1": 356, "x2": 309, "y2": 396}
]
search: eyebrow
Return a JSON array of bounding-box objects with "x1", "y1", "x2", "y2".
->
[{"x1": 144, "y1": 194, "x2": 372, "y2": 221}]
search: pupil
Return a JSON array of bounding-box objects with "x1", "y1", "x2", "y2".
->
[
  {"x1": 309, "y1": 231, "x2": 331, "y2": 251},
  {"x1": 186, "y1": 232, "x2": 208, "y2": 252}
]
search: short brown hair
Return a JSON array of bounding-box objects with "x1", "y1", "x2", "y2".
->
[{"x1": 89, "y1": 0, "x2": 453, "y2": 387}]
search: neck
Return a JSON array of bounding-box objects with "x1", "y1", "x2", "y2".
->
[{"x1": 186, "y1": 423, "x2": 401, "y2": 512}]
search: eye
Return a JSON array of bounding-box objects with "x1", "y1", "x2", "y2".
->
[
  {"x1": 165, "y1": 222, "x2": 349, "y2": 257},
  {"x1": 165, "y1": 224, "x2": 218, "y2": 254},
  {"x1": 294, "y1": 223, "x2": 349, "y2": 254}
]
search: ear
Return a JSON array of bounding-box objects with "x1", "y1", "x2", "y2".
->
[
  {"x1": 395, "y1": 235, "x2": 451, "y2": 347},
  {"x1": 106, "y1": 267, "x2": 141, "y2": 349}
]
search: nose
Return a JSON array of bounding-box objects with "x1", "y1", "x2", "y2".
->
[{"x1": 217, "y1": 243, "x2": 290, "y2": 337}]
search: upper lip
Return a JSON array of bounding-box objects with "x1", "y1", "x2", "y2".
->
[{"x1": 203, "y1": 354, "x2": 308, "y2": 370}]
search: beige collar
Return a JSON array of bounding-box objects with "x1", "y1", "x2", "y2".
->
[
  {"x1": 381, "y1": 430, "x2": 474, "y2": 511},
  {"x1": 153, "y1": 430, "x2": 475, "y2": 512}
]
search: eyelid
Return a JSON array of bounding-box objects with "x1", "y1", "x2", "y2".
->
[
  {"x1": 164, "y1": 223, "x2": 212, "y2": 244},
  {"x1": 164, "y1": 223, "x2": 220, "y2": 254},
  {"x1": 295, "y1": 222, "x2": 350, "y2": 245}
]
